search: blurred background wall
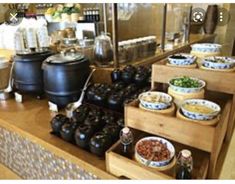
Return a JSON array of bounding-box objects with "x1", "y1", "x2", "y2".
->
[{"x1": 0, "y1": 3, "x2": 234, "y2": 55}]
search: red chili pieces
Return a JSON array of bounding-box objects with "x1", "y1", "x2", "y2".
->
[{"x1": 137, "y1": 139, "x2": 171, "y2": 161}]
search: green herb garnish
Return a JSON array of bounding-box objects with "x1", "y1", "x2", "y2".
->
[{"x1": 170, "y1": 76, "x2": 201, "y2": 88}]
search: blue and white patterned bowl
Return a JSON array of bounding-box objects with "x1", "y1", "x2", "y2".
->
[
  {"x1": 138, "y1": 91, "x2": 173, "y2": 110},
  {"x1": 191, "y1": 43, "x2": 222, "y2": 53},
  {"x1": 202, "y1": 56, "x2": 235, "y2": 69},
  {"x1": 180, "y1": 99, "x2": 221, "y2": 120},
  {"x1": 169, "y1": 77, "x2": 206, "y2": 93},
  {"x1": 135, "y1": 136, "x2": 175, "y2": 168},
  {"x1": 168, "y1": 53, "x2": 196, "y2": 66}
]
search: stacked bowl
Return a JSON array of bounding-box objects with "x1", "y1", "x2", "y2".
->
[{"x1": 168, "y1": 76, "x2": 206, "y2": 107}]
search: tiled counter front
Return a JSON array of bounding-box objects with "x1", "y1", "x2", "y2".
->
[{"x1": 0, "y1": 126, "x2": 98, "y2": 179}]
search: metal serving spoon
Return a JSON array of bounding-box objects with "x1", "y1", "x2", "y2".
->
[
  {"x1": 146, "y1": 146, "x2": 162, "y2": 166},
  {"x1": 65, "y1": 68, "x2": 96, "y2": 118}
]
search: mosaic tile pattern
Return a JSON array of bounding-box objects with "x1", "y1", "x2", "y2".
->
[{"x1": 0, "y1": 126, "x2": 99, "y2": 179}]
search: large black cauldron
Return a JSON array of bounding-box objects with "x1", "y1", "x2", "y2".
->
[
  {"x1": 13, "y1": 50, "x2": 52, "y2": 95},
  {"x1": 42, "y1": 51, "x2": 90, "y2": 107}
]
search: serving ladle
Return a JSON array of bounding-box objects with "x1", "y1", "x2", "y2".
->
[
  {"x1": 146, "y1": 146, "x2": 162, "y2": 166},
  {"x1": 65, "y1": 68, "x2": 96, "y2": 118}
]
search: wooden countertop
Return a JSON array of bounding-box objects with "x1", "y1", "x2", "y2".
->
[
  {"x1": 0, "y1": 163, "x2": 21, "y2": 179},
  {"x1": 0, "y1": 49, "x2": 14, "y2": 60},
  {"x1": 0, "y1": 97, "x2": 116, "y2": 179},
  {"x1": 0, "y1": 95, "x2": 234, "y2": 179}
]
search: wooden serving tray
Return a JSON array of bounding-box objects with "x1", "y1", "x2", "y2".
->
[
  {"x1": 152, "y1": 59, "x2": 235, "y2": 94},
  {"x1": 176, "y1": 109, "x2": 219, "y2": 126},
  {"x1": 200, "y1": 65, "x2": 235, "y2": 73},
  {"x1": 125, "y1": 91, "x2": 232, "y2": 178},
  {"x1": 139, "y1": 103, "x2": 176, "y2": 116},
  {"x1": 106, "y1": 129, "x2": 209, "y2": 179}
]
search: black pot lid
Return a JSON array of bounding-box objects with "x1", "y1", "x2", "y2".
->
[{"x1": 45, "y1": 51, "x2": 85, "y2": 64}]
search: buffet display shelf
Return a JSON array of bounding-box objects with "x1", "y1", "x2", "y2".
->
[
  {"x1": 147, "y1": 58, "x2": 235, "y2": 178},
  {"x1": 0, "y1": 97, "x2": 116, "y2": 179},
  {"x1": 91, "y1": 34, "x2": 216, "y2": 84},
  {"x1": 106, "y1": 129, "x2": 209, "y2": 179},
  {"x1": 152, "y1": 58, "x2": 235, "y2": 145},
  {"x1": 0, "y1": 34, "x2": 218, "y2": 179},
  {"x1": 125, "y1": 92, "x2": 231, "y2": 178},
  {"x1": 122, "y1": 34, "x2": 216, "y2": 66}
]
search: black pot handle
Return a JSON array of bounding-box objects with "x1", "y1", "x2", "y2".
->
[{"x1": 61, "y1": 48, "x2": 77, "y2": 56}]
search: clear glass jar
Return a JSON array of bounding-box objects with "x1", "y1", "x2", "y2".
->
[
  {"x1": 26, "y1": 27, "x2": 38, "y2": 49},
  {"x1": 130, "y1": 40, "x2": 138, "y2": 61},
  {"x1": 142, "y1": 38, "x2": 149, "y2": 58},
  {"x1": 148, "y1": 36, "x2": 157, "y2": 56},
  {"x1": 124, "y1": 41, "x2": 134, "y2": 62},
  {"x1": 14, "y1": 30, "x2": 25, "y2": 52},
  {"x1": 77, "y1": 38, "x2": 94, "y2": 64},
  {"x1": 135, "y1": 38, "x2": 145, "y2": 59},
  {"x1": 76, "y1": 45, "x2": 94, "y2": 64},
  {"x1": 94, "y1": 32, "x2": 113, "y2": 66},
  {"x1": 118, "y1": 41, "x2": 127, "y2": 64},
  {"x1": 37, "y1": 25, "x2": 50, "y2": 48}
]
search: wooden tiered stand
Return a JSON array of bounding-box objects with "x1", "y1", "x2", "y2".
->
[
  {"x1": 151, "y1": 59, "x2": 235, "y2": 143},
  {"x1": 106, "y1": 58, "x2": 235, "y2": 179},
  {"x1": 106, "y1": 129, "x2": 210, "y2": 179},
  {"x1": 148, "y1": 59, "x2": 235, "y2": 178}
]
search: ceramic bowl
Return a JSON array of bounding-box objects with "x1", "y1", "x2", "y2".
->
[
  {"x1": 138, "y1": 91, "x2": 173, "y2": 110},
  {"x1": 135, "y1": 136, "x2": 175, "y2": 168},
  {"x1": 191, "y1": 43, "x2": 222, "y2": 53},
  {"x1": 181, "y1": 99, "x2": 221, "y2": 120},
  {"x1": 202, "y1": 56, "x2": 235, "y2": 69},
  {"x1": 169, "y1": 77, "x2": 206, "y2": 93},
  {"x1": 168, "y1": 53, "x2": 196, "y2": 66}
]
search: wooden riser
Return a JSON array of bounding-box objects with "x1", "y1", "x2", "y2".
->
[
  {"x1": 125, "y1": 92, "x2": 231, "y2": 152},
  {"x1": 150, "y1": 57, "x2": 235, "y2": 178},
  {"x1": 106, "y1": 130, "x2": 209, "y2": 179}
]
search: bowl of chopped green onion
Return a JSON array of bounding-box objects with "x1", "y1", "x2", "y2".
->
[{"x1": 169, "y1": 76, "x2": 206, "y2": 93}]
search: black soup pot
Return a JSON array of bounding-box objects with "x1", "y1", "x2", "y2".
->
[
  {"x1": 42, "y1": 51, "x2": 90, "y2": 107},
  {"x1": 13, "y1": 50, "x2": 52, "y2": 95}
]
